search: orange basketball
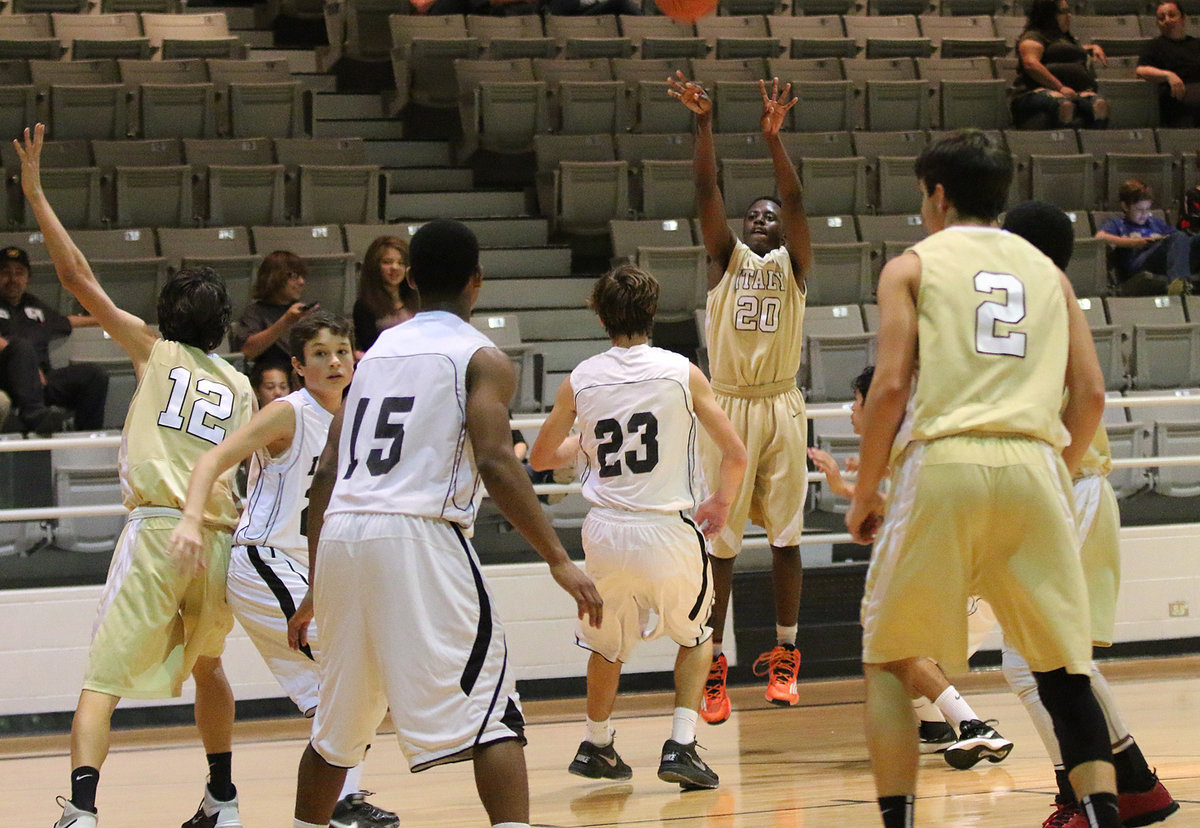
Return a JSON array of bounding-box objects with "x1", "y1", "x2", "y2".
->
[{"x1": 654, "y1": 0, "x2": 718, "y2": 24}]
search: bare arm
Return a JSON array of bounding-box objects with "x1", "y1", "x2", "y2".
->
[
  {"x1": 1094, "y1": 229, "x2": 1156, "y2": 248},
  {"x1": 846, "y1": 253, "x2": 919, "y2": 544},
  {"x1": 287, "y1": 405, "x2": 343, "y2": 651},
  {"x1": 166, "y1": 399, "x2": 297, "y2": 576},
  {"x1": 529, "y1": 378, "x2": 579, "y2": 471},
  {"x1": 1059, "y1": 272, "x2": 1106, "y2": 476},
  {"x1": 239, "y1": 302, "x2": 316, "y2": 361},
  {"x1": 807, "y1": 447, "x2": 855, "y2": 499},
  {"x1": 668, "y1": 71, "x2": 735, "y2": 280},
  {"x1": 760, "y1": 78, "x2": 812, "y2": 288},
  {"x1": 1018, "y1": 38, "x2": 1077, "y2": 97},
  {"x1": 67, "y1": 315, "x2": 100, "y2": 328},
  {"x1": 1136, "y1": 63, "x2": 1186, "y2": 98},
  {"x1": 468, "y1": 347, "x2": 602, "y2": 627},
  {"x1": 689, "y1": 364, "x2": 746, "y2": 537},
  {"x1": 15, "y1": 125, "x2": 156, "y2": 370}
]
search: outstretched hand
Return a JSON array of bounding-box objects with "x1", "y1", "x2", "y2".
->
[
  {"x1": 759, "y1": 77, "x2": 797, "y2": 138},
  {"x1": 13, "y1": 124, "x2": 45, "y2": 198},
  {"x1": 667, "y1": 70, "x2": 712, "y2": 115}
]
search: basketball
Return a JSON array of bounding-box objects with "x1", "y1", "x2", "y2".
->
[{"x1": 654, "y1": 0, "x2": 718, "y2": 23}]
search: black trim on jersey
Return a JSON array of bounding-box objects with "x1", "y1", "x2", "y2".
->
[
  {"x1": 681, "y1": 514, "x2": 711, "y2": 622},
  {"x1": 247, "y1": 545, "x2": 314, "y2": 661},
  {"x1": 450, "y1": 524, "x2": 492, "y2": 695}
]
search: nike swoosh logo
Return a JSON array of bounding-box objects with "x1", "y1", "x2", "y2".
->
[
  {"x1": 330, "y1": 820, "x2": 360, "y2": 828},
  {"x1": 599, "y1": 753, "x2": 619, "y2": 767}
]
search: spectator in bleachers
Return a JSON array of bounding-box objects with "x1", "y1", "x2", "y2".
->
[
  {"x1": 230, "y1": 250, "x2": 319, "y2": 375},
  {"x1": 1010, "y1": 0, "x2": 1110, "y2": 129},
  {"x1": 546, "y1": 0, "x2": 642, "y2": 14},
  {"x1": 1136, "y1": 1, "x2": 1200, "y2": 127},
  {"x1": 249, "y1": 362, "x2": 292, "y2": 410},
  {"x1": 352, "y1": 235, "x2": 414, "y2": 360},
  {"x1": 1095, "y1": 178, "x2": 1200, "y2": 295},
  {"x1": 0, "y1": 245, "x2": 107, "y2": 435},
  {"x1": 409, "y1": 0, "x2": 541, "y2": 15}
]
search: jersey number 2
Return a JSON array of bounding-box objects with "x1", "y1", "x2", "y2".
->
[
  {"x1": 596, "y1": 412, "x2": 659, "y2": 478},
  {"x1": 974, "y1": 271, "x2": 1027, "y2": 357},
  {"x1": 156, "y1": 366, "x2": 235, "y2": 445}
]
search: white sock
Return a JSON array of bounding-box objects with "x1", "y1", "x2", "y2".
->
[
  {"x1": 934, "y1": 686, "x2": 981, "y2": 729},
  {"x1": 775, "y1": 624, "x2": 798, "y2": 647},
  {"x1": 913, "y1": 695, "x2": 945, "y2": 723},
  {"x1": 671, "y1": 707, "x2": 698, "y2": 745},
  {"x1": 585, "y1": 717, "x2": 613, "y2": 747},
  {"x1": 1089, "y1": 664, "x2": 1131, "y2": 745},
  {"x1": 339, "y1": 763, "x2": 363, "y2": 800},
  {"x1": 492, "y1": 823, "x2": 531, "y2": 827},
  {"x1": 294, "y1": 821, "x2": 324, "y2": 828},
  {"x1": 712, "y1": 640, "x2": 723, "y2": 658}
]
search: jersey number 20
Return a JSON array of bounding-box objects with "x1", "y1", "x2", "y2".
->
[{"x1": 596, "y1": 412, "x2": 659, "y2": 478}]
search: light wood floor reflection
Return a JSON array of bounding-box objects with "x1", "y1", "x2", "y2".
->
[{"x1": 5, "y1": 657, "x2": 1196, "y2": 827}]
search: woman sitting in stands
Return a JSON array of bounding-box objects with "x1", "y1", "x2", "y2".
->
[
  {"x1": 1010, "y1": 0, "x2": 1109, "y2": 129},
  {"x1": 230, "y1": 250, "x2": 320, "y2": 375},
  {"x1": 1137, "y1": 1, "x2": 1200, "y2": 127},
  {"x1": 352, "y1": 235, "x2": 415, "y2": 360}
]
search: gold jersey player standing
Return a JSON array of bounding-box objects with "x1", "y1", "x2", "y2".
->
[
  {"x1": 668, "y1": 73, "x2": 813, "y2": 723},
  {"x1": 848, "y1": 130, "x2": 1121, "y2": 828}
]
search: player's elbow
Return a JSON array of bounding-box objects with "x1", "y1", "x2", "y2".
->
[{"x1": 528, "y1": 448, "x2": 554, "y2": 472}]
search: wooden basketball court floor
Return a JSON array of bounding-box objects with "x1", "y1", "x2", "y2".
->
[{"x1": 5, "y1": 656, "x2": 1196, "y2": 827}]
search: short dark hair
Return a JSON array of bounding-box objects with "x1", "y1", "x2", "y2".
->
[
  {"x1": 1160, "y1": 0, "x2": 1186, "y2": 17},
  {"x1": 408, "y1": 220, "x2": 479, "y2": 300},
  {"x1": 589, "y1": 264, "x2": 659, "y2": 339},
  {"x1": 157, "y1": 266, "x2": 231, "y2": 353},
  {"x1": 914, "y1": 130, "x2": 1012, "y2": 222},
  {"x1": 289, "y1": 310, "x2": 354, "y2": 363},
  {"x1": 1025, "y1": 0, "x2": 1068, "y2": 33},
  {"x1": 1002, "y1": 200, "x2": 1075, "y2": 270},
  {"x1": 851, "y1": 365, "x2": 874, "y2": 398},
  {"x1": 1117, "y1": 178, "x2": 1153, "y2": 206},
  {"x1": 252, "y1": 250, "x2": 307, "y2": 302},
  {"x1": 745, "y1": 195, "x2": 782, "y2": 214},
  {"x1": 249, "y1": 360, "x2": 290, "y2": 392}
]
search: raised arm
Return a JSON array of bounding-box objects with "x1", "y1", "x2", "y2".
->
[
  {"x1": 689, "y1": 364, "x2": 747, "y2": 538},
  {"x1": 15, "y1": 125, "x2": 156, "y2": 370},
  {"x1": 668, "y1": 71, "x2": 735, "y2": 280},
  {"x1": 760, "y1": 78, "x2": 812, "y2": 288},
  {"x1": 1059, "y1": 273, "x2": 1105, "y2": 476},
  {"x1": 467, "y1": 347, "x2": 602, "y2": 627}
]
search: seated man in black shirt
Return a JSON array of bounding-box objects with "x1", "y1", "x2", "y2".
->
[{"x1": 0, "y1": 246, "x2": 107, "y2": 434}]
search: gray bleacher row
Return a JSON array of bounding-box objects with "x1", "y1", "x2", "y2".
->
[{"x1": 0, "y1": 10, "x2": 243, "y2": 60}]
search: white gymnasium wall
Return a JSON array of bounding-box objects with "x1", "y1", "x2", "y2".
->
[{"x1": 2, "y1": 524, "x2": 1196, "y2": 719}]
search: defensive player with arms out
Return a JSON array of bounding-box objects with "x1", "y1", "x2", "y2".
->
[
  {"x1": 17, "y1": 124, "x2": 256, "y2": 828},
  {"x1": 808, "y1": 367, "x2": 1015, "y2": 768},
  {"x1": 1001, "y1": 200, "x2": 1178, "y2": 828},
  {"x1": 667, "y1": 72, "x2": 813, "y2": 724},
  {"x1": 847, "y1": 130, "x2": 1120, "y2": 828},
  {"x1": 287, "y1": 220, "x2": 603, "y2": 828},
  {"x1": 530, "y1": 265, "x2": 747, "y2": 790},
  {"x1": 167, "y1": 311, "x2": 400, "y2": 828}
]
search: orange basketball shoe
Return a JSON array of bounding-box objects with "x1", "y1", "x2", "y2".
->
[
  {"x1": 700, "y1": 653, "x2": 731, "y2": 725},
  {"x1": 753, "y1": 644, "x2": 800, "y2": 706}
]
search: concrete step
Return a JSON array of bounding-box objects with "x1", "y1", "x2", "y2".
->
[
  {"x1": 477, "y1": 276, "x2": 593, "y2": 311},
  {"x1": 309, "y1": 92, "x2": 385, "y2": 120},
  {"x1": 386, "y1": 190, "x2": 528, "y2": 221},
  {"x1": 234, "y1": 29, "x2": 275, "y2": 48},
  {"x1": 389, "y1": 217, "x2": 551, "y2": 249},
  {"x1": 479, "y1": 246, "x2": 572, "y2": 280},
  {"x1": 364, "y1": 139, "x2": 452, "y2": 168},
  {"x1": 312, "y1": 118, "x2": 405, "y2": 139},
  {"x1": 387, "y1": 167, "x2": 473, "y2": 193}
]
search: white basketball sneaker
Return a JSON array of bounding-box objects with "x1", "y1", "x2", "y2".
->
[
  {"x1": 181, "y1": 786, "x2": 241, "y2": 828},
  {"x1": 53, "y1": 796, "x2": 97, "y2": 828}
]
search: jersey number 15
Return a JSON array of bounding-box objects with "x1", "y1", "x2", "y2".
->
[{"x1": 343, "y1": 396, "x2": 414, "y2": 479}]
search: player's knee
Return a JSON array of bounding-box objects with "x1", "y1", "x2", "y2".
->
[
  {"x1": 1034, "y1": 668, "x2": 1111, "y2": 771},
  {"x1": 1001, "y1": 647, "x2": 1038, "y2": 701}
]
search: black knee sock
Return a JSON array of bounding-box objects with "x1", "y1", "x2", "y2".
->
[
  {"x1": 1113, "y1": 740, "x2": 1157, "y2": 793},
  {"x1": 878, "y1": 794, "x2": 913, "y2": 828},
  {"x1": 1079, "y1": 792, "x2": 1121, "y2": 827},
  {"x1": 70, "y1": 766, "x2": 100, "y2": 813},
  {"x1": 205, "y1": 752, "x2": 236, "y2": 801},
  {"x1": 1055, "y1": 767, "x2": 1075, "y2": 805}
]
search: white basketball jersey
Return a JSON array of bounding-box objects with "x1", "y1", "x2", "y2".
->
[
  {"x1": 326, "y1": 311, "x2": 492, "y2": 528},
  {"x1": 233, "y1": 388, "x2": 332, "y2": 565},
  {"x1": 572, "y1": 344, "x2": 701, "y2": 513}
]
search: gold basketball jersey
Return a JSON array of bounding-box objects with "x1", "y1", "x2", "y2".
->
[
  {"x1": 705, "y1": 240, "x2": 805, "y2": 388},
  {"x1": 1079, "y1": 424, "x2": 1112, "y2": 477},
  {"x1": 120, "y1": 338, "x2": 255, "y2": 527},
  {"x1": 904, "y1": 226, "x2": 1071, "y2": 448}
]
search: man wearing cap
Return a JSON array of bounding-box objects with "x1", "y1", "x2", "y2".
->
[{"x1": 0, "y1": 245, "x2": 107, "y2": 434}]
